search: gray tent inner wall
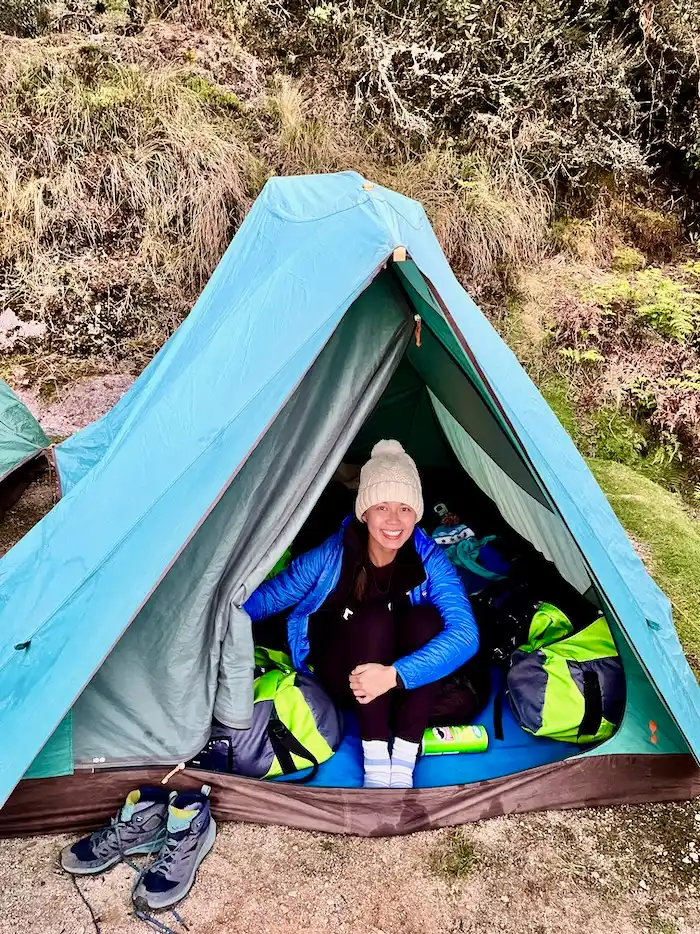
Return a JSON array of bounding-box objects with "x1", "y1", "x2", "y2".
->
[{"x1": 72, "y1": 273, "x2": 412, "y2": 767}]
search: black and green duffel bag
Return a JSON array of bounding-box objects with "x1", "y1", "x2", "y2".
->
[
  {"x1": 506, "y1": 605, "x2": 625, "y2": 744},
  {"x1": 190, "y1": 650, "x2": 342, "y2": 781}
]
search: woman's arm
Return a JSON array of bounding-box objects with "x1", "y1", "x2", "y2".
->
[
  {"x1": 393, "y1": 547, "x2": 479, "y2": 690},
  {"x1": 243, "y1": 541, "x2": 328, "y2": 622}
]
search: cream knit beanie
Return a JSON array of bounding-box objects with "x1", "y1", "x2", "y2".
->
[{"x1": 355, "y1": 440, "x2": 424, "y2": 522}]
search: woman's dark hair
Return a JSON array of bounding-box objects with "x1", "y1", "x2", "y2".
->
[{"x1": 353, "y1": 565, "x2": 368, "y2": 602}]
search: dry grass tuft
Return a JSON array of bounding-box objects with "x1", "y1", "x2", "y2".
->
[
  {"x1": 383, "y1": 149, "x2": 550, "y2": 294},
  {"x1": 0, "y1": 36, "x2": 258, "y2": 356},
  {"x1": 0, "y1": 32, "x2": 552, "y2": 360}
]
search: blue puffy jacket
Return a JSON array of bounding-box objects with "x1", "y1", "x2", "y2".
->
[{"x1": 244, "y1": 519, "x2": 479, "y2": 690}]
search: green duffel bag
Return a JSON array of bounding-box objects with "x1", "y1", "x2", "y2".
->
[
  {"x1": 190, "y1": 647, "x2": 342, "y2": 780},
  {"x1": 506, "y1": 607, "x2": 625, "y2": 744}
]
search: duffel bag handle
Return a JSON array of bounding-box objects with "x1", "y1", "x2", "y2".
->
[{"x1": 267, "y1": 718, "x2": 320, "y2": 783}]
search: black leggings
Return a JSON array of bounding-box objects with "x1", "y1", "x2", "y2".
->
[{"x1": 310, "y1": 603, "x2": 443, "y2": 744}]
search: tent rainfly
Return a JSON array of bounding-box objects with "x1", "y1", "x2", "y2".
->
[
  {"x1": 0, "y1": 379, "x2": 49, "y2": 515},
  {"x1": 0, "y1": 173, "x2": 698, "y2": 837}
]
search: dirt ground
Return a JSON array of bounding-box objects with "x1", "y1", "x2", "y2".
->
[
  {"x1": 1, "y1": 804, "x2": 699, "y2": 934},
  {"x1": 1, "y1": 379, "x2": 699, "y2": 934},
  {"x1": 12, "y1": 374, "x2": 134, "y2": 439}
]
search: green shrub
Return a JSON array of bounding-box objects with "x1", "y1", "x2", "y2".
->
[
  {"x1": 588, "y1": 269, "x2": 700, "y2": 342},
  {"x1": 611, "y1": 246, "x2": 646, "y2": 273},
  {"x1": 633, "y1": 269, "x2": 698, "y2": 341},
  {"x1": 539, "y1": 377, "x2": 585, "y2": 447},
  {"x1": 540, "y1": 377, "x2": 685, "y2": 489},
  {"x1": 589, "y1": 408, "x2": 647, "y2": 466},
  {"x1": 614, "y1": 204, "x2": 682, "y2": 262},
  {"x1": 181, "y1": 73, "x2": 243, "y2": 111},
  {"x1": 550, "y1": 217, "x2": 597, "y2": 261}
]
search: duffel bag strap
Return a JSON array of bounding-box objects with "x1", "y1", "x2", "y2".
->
[
  {"x1": 493, "y1": 666, "x2": 507, "y2": 741},
  {"x1": 578, "y1": 671, "x2": 603, "y2": 740},
  {"x1": 268, "y1": 717, "x2": 320, "y2": 783}
]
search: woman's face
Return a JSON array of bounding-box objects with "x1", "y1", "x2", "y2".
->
[{"x1": 364, "y1": 502, "x2": 417, "y2": 553}]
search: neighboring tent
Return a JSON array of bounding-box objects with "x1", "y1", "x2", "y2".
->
[
  {"x1": 0, "y1": 172, "x2": 699, "y2": 838},
  {"x1": 0, "y1": 380, "x2": 49, "y2": 514}
]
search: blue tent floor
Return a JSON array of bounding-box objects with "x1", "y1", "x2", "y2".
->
[{"x1": 276, "y1": 672, "x2": 581, "y2": 788}]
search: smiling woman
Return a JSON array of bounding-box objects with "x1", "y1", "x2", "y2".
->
[{"x1": 243, "y1": 440, "x2": 481, "y2": 789}]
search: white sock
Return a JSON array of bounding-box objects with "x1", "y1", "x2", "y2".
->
[
  {"x1": 390, "y1": 737, "x2": 420, "y2": 789},
  {"x1": 362, "y1": 740, "x2": 391, "y2": 789}
]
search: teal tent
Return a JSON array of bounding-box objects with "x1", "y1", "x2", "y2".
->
[
  {"x1": 0, "y1": 173, "x2": 698, "y2": 837},
  {"x1": 0, "y1": 380, "x2": 49, "y2": 514}
]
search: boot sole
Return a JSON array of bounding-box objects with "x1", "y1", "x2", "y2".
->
[
  {"x1": 132, "y1": 818, "x2": 217, "y2": 912},
  {"x1": 61, "y1": 836, "x2": 167, "y2": 876}
]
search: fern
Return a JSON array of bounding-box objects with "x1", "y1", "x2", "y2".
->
[
  {"x1": 632, "y1": 269, "x2": 699, "y2": 342},
  {"x1": 651, "y1": 432, "x2": 684, "y2": 469},
  {"x1": 558, "y1": 347, "x2": 605, "y2": 364},
  {"x1": 588, "y1": 269, "x2": 700, "y2": 342}
]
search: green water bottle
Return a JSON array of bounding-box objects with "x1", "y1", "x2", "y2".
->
[{"x1": 421, "y1": 724, "x2": 489, "y2": 755}]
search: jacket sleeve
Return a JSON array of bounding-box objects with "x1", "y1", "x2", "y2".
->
[
  {"x1": 242, "y1": 542, "x2": 328, "y2": 622},
  {"x1": 393, "y1": 547, "x2": 479, "y2": 690}
]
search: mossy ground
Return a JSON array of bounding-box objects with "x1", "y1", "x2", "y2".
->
[{"x1": 588, "y1": 458, "x2": 700, "y2": 671}]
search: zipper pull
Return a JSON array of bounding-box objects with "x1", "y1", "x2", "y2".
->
[
  {"x1": 413, "y1": 314, "x2": 422, "y2": 347},
  {"x1": 161, "y1": 762, "x2": 186, "y2": 785}
]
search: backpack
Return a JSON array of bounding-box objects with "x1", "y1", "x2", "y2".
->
[
  {"x1": 189, "y1": 648, "x2": 342, "y2": 781},
  {"x1": 506, "y1": 612, "x2": 625, "y2": 744},
  {"x1": 470, "y1": 579, "x2": 542, "y2": 663}
]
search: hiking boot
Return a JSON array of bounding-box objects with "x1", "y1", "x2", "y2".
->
[
  {"x1": 132, "y1": 786, "x2": 216, "y2": 911},
  {"x1": 61, "y1": 786, "x2": 169, "y2": 875}
]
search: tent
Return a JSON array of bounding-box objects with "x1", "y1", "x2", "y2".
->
[
  {"x1": 0, "y1": 172, "x2": 699, "y2": 838},
  {"x1": 0, "y1": 379, "x2": 49, "y2": 515}
]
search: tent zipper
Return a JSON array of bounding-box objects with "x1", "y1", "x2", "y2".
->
[{"x1": 413, "y1": 314, "x2": 422, "y2": 347}]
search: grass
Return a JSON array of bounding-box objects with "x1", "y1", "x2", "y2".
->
[
  {"x1": 0, "y1": 30, "x2": 551, "y2": 360},
  {"x1": 430, "y1": 830, "x2": 480, "y2": 878},
  {"x1": 589, "y1": 458, "x2": 700, "y2": 670},
  {"x1": 0, "y1": 40, "x2": 258, "y2": 356}
]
